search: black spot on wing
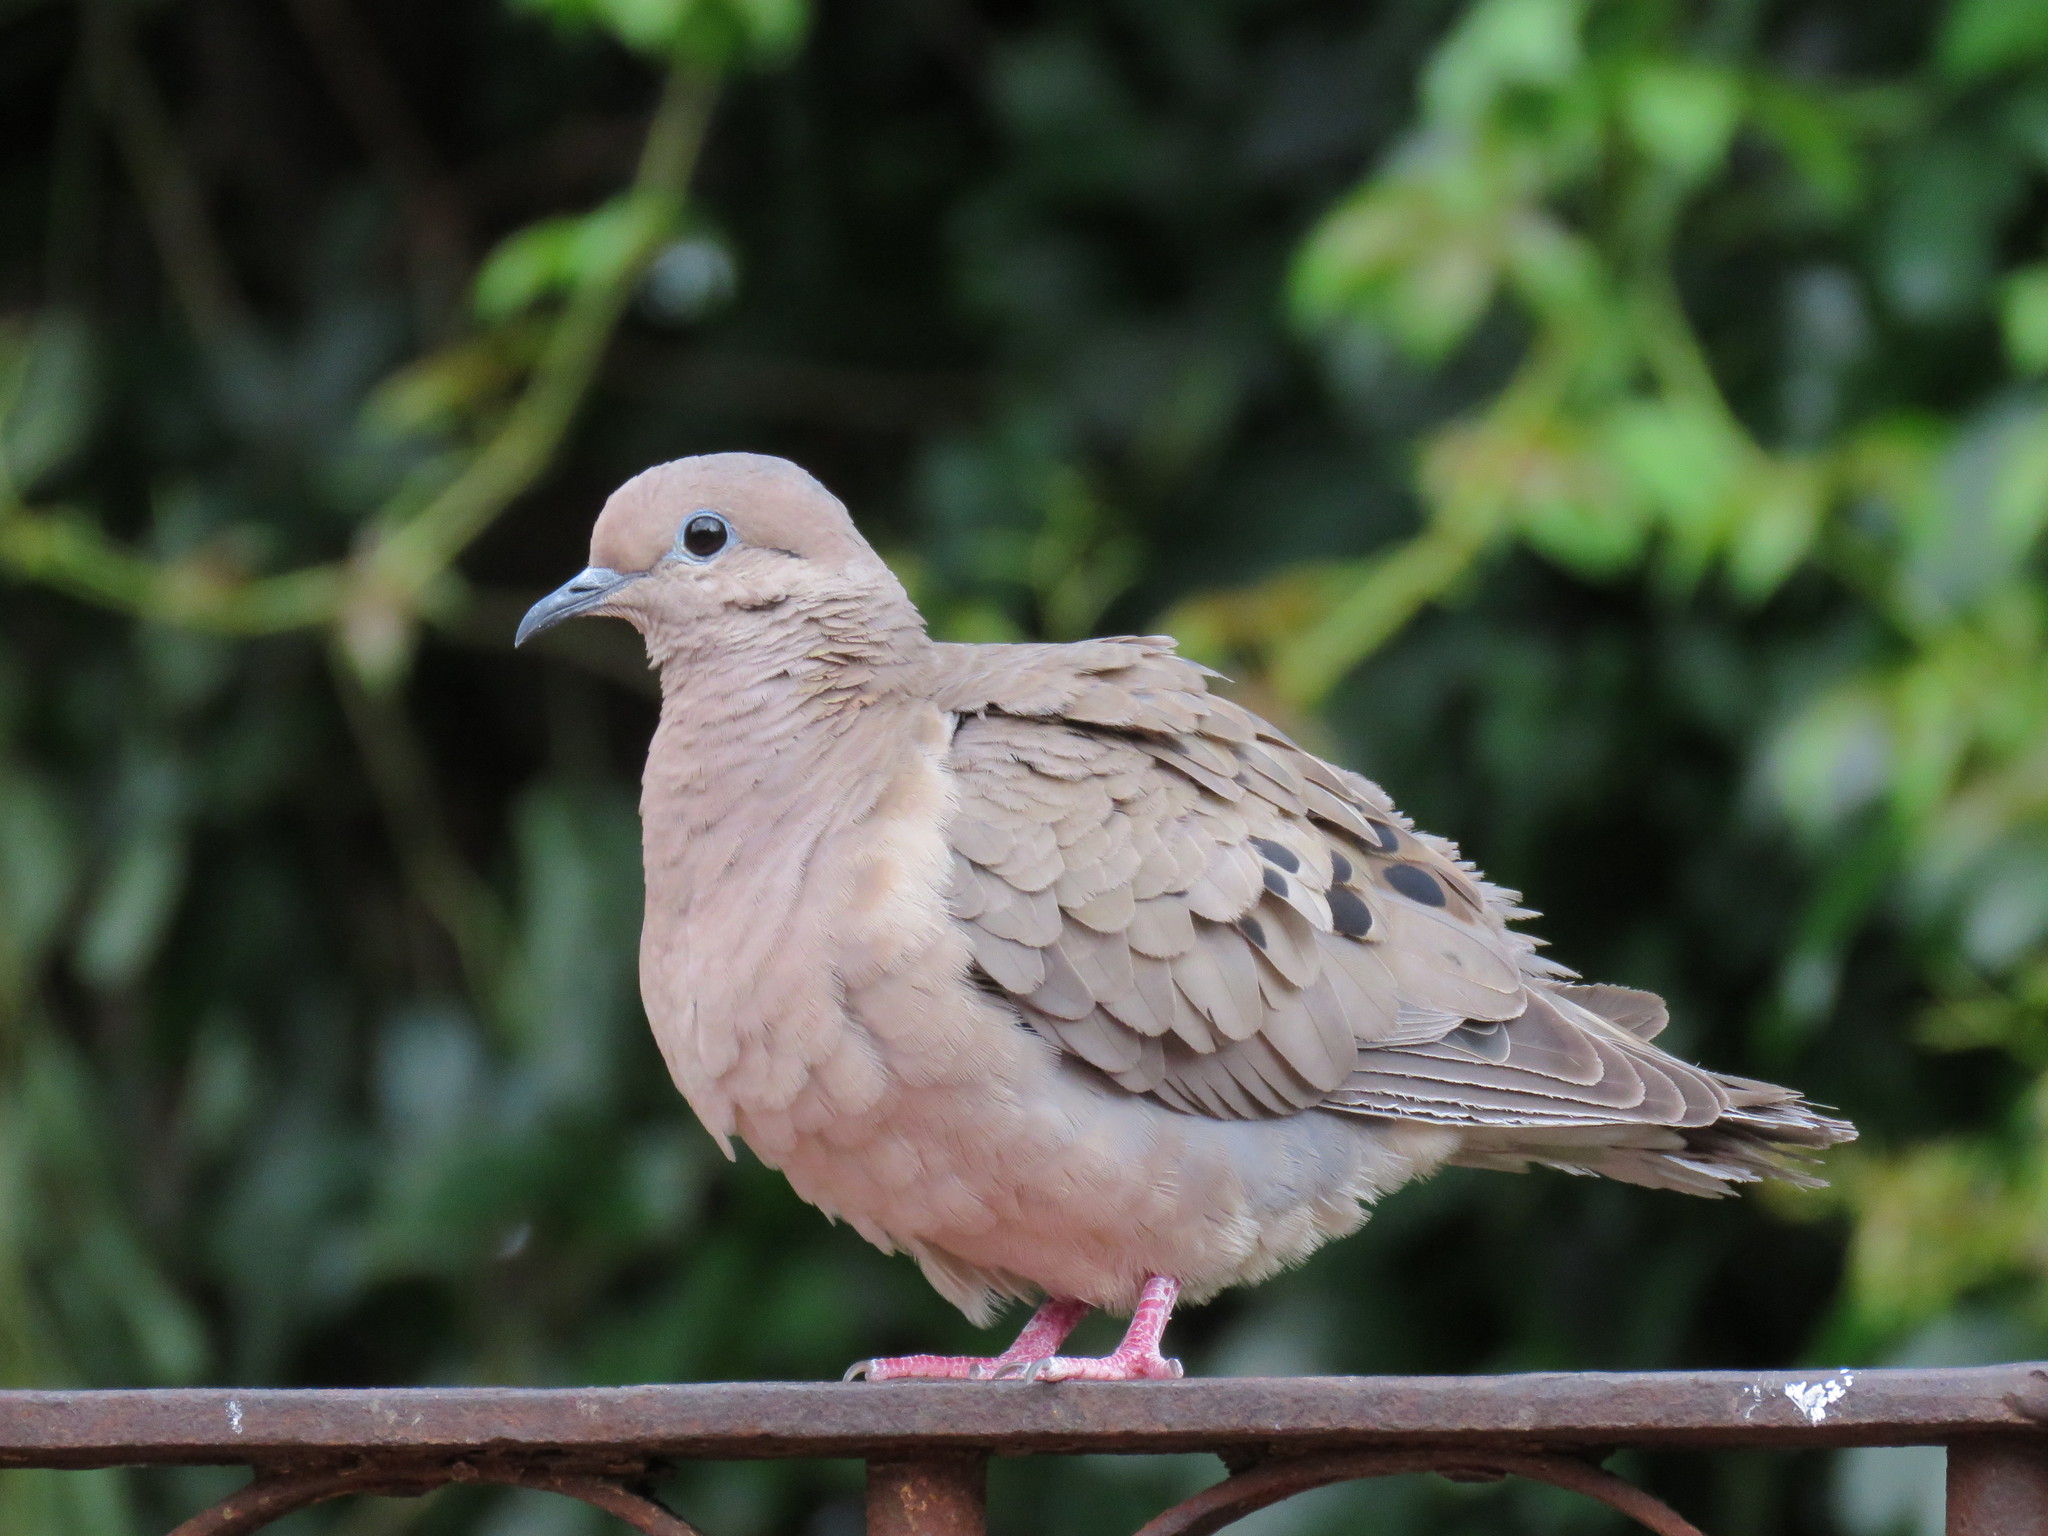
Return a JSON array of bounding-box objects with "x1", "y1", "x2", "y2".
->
[
  {"x1": 1249, "y1": 836, "x2": 1300, "y2": 872},
  {"x1": 1384, "y1": 863, "x2": 1446, "y2": 907},
  {"x1": 1238, "y1": 914, "x2": 1268, "y2": 950},
  {"x1": 1262, "y1": 867, "x2": 1290, "y2": 899},
  {"x1": 1365, "y1": 819, "x2": 1402, "y2": 853},
  {"x1": 1329, "y1": 849, "x2": 1353, "y2": 885},
  {"x1": 1327, "y1": 885, "x2": 1374, "y2": 939}
]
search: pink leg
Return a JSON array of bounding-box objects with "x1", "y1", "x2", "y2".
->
[
  {"x1": 845, "y1": 1296, "x2": 1091, "y2": 1381},
  {"x1": 1007, "y1": 1275, "x2": 1182, "y2": 1383}
]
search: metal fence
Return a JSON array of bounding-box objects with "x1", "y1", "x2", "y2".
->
[{"x1": 4, "y1": 1365, "x2": 2046, "y2": 1535}]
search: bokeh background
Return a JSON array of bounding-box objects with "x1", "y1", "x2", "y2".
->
[{"x1": 3, "y1": 0, "x2": 2046, "y2": 1531}]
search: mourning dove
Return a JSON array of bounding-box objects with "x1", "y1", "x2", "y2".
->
[{"x1": 517, "y1": 453, "x2": 1856, "y2": 1383}]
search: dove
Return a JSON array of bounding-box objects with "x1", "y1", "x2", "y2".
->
[{"x1": 516, "y1": 452, "x2": 1856, "y2": 1384}]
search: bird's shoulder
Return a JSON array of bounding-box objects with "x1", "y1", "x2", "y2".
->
[{"x1": 927, "y1": 636, "x2": 1214, "y2": 729}]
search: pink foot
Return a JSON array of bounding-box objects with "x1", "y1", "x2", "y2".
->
[
  {"x1": 847, "y1": 1277, "x2": 1184, "y2": 1384},
  {"x1": 844, "y1": 1352, "x2": 1006, "y2": 1381},
  {"x1": 845, "y1": 1296, "x2": 1090, "y2": 1381},
  {"x1": 994, "y1": 1276, "x2": 1183, "y2": 1382},
  {"x1": 998, "y1": 1347, "x2": 1182, "y2": 1382}
]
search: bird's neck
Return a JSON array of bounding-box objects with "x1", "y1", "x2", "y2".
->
[{"x1": 639, "y1": 601, "x2": 935, "y2": 899}]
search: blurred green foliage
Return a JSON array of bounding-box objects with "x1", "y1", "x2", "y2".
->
[
  {"x1": 0, "y1": 0, "x2": 2041, "y2": 1533},
  {"x1": 1214, "y1": 0, "x2": 2048, "y2": 1363}
]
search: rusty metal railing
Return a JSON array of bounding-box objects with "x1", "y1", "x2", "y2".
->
[{"x1": 3, "y1": 1365, "x2": 2047, "y2": 1534}]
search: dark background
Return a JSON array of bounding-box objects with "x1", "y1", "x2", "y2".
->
[{"x1": 3, "y1": 0, "x2": 2044, "y2": 1532}]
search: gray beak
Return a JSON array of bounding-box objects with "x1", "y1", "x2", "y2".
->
[{"x1": 515, "y1": 566, "x2": 641, "y2": 647}]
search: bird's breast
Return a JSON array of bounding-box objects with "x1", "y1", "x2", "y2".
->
[{"x1": 636, "y1": 698, "x2": 995, "y2": 1150}]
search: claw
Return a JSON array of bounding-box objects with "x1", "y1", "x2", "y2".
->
[{"x1": 842, "y1": 1360, "x2": 873, "y2": 1382}]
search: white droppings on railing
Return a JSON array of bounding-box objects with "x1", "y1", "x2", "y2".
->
[
  {"x1": 1783, "y1": 1372, "x2": 1855, "y2": 1424},
  {"x1": 226, "y1": 1399, "x2": 244, "y2": 1436}
]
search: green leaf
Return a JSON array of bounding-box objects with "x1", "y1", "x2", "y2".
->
[
  {"x1": 74, "y1": 757, "x2": 187, "y2": 992},
  {"x1": 1877, "y1": 135, "x2": 2023, "y2": 323},
  {"x1": 1986, "y1": 403, "x2": 2048, "y2": 560},
  {"x1": 603, "y1": 0, "x2": 702, "y2": 52},
  {"x1": 2002, "y1": 265, "x2": 2048, "y2": 376},
  {"x1": 1389, "y1": 236, "x2": 1500, "y2": 361},
  {"x1": 1620, "y1": 62, "x2": 1743, "y2": 185},
  {"x1": 1941, "y1": 0, "x2": 2048, "y2": 81},
  {"x1": 1766, "y1": 682, "x2": 1894, "y2": 837},
  {"x1": 513, "y1": 0, "x2": 806, "y2": 66},
  {"x1": 1502, "y1": 209, "x2": 1607, "y2": 331},
  {"x1": 1748, "y1": 79, "x2": 1865, "y2": 217},
  {"x1": 473, "y1": 218, "x2": 581, "y2": 325},
  {"x1": 1600, "y1": 397, "x2": 1746, "y2": 548},
  {"x1": 1516, "y1": 493, "x2": 1648, "y2": 575},
  {"x1": 1957, "y1": 841, "x2": 2048, "y2": 969},
  {"x1": 74, "y1": 818, "x2": 185, "y2": 992},
  {"x1": 715, "y1": 0, "x2": 806, "y2": 60},
  {"x1": 1290, "y1": 164, "x2": 1509, "y2": 362},
  {"x1": 1506, "y1": 426, "x2": 1648, "y2": 576},
  {"x1": 473, "y1": 196, "x2": 663, "y2": 323},
  {"x1": 1727, "y1": 460, "x2": 1826, "y2": 600},
  {"x1": 1291, "y1": 188, "x2": 1413, "y2": 326},
  {"x1": 1422, "y1": 0, "x2": 1584, "y2": 127},
  {"x1": 0, "y1": 311, "x2": 96, "y2": 493},
  {"x1": 1902, "y1": 397, "x2": 2048, "y2": 619}
]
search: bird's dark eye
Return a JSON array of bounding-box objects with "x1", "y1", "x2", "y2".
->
[{"x1": 679, "y1": 512, "x2": 730, "y2": 560}]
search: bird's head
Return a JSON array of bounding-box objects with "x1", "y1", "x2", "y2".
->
[{"x1": 516, "y1": 453, "x2": 912, "y2": 658}]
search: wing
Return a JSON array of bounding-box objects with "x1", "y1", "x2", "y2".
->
[{"x1": 937, "y1": 637, "x2": 1631, "y2": 1120}]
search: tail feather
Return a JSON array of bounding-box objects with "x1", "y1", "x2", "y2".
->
[
  {"x1": 1328, "y1": 980, "x2": 1857, "y2": 1197},
  {"x1": 1443, "y1": 1078, "x2": 1855, "y2": 1195}
]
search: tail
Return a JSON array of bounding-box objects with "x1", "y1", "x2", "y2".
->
[
  {"x1": 1329, "y1": 982, "x2": 1857, "y2": 1197},
  {"x1": 1447, "y1": 1092, "x2": 1856, "y2": 1197}
]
